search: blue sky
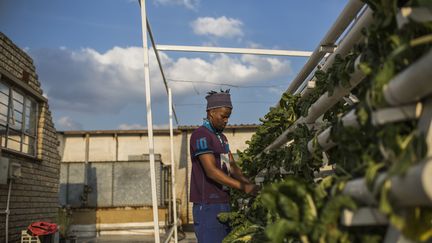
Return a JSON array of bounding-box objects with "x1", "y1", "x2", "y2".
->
[{"x1": 0, "y1": 0, "x2": 347, "y2": 130}]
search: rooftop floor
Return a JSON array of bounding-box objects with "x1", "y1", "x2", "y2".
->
[{"x1": 77, "y1": 230, "x2": 197, "y2": 243}]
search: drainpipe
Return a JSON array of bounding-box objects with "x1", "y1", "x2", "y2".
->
[
  {"x1": 4, "y1": 179, "x2": 12, "y2": 243},
  {"x1": 81, "y1": 133, "x2": 91, "y2": 206}
]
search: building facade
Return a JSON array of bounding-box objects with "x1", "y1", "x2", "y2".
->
[
  {"x1": 0, "y1": 33, "x2": 61, "y2": 242},
  {"x1": 57, "y1": 125, "x2": 257, "y2": 236}
]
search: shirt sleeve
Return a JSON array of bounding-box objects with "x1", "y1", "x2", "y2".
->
[{"x1": 191, "y1": 131, "x2": 214, "y2": 157}]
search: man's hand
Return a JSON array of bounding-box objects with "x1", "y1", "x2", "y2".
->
[{"x1": 243, "y1": 183, "x2": 259, "y2": 196}]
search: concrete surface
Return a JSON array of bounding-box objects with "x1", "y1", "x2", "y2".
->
[{"x1": 77, "y1": 230, "x2": 197, "y2": 243}]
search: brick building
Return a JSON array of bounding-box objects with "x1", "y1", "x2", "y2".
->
[{"x1": 0, "y1": 32, "x2": 61, "y2": 242}]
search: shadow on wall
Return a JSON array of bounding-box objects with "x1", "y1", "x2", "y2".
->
[
  {"x1": 58, "y1": 165, "x2": 97, "y2": 238},
  {"x1": 60, "y1": 160, "x2": 164, "y2": 208},
  {"x1": 179, "y1": 131, "x2": 188, "y2": 169},
  {"x1": 59, "y1": 165, "x2": 98, "y2": 208},
  {"x1": 178, "y1": 131, "x2": 190, "y2": 223}
]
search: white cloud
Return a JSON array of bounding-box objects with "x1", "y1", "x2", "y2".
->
[
  {"x1": 153, "y1": 0, "x2": 199, "y2": 9},
  {"x1": 30, "y1": 45, "x2": 292, "y2": 114},
  {"x1": 56, "y1": 116, "x2": 83, "y2": 130},
  {"x1": 191, "y1": 16, "x2": 243, "y2": 38}
]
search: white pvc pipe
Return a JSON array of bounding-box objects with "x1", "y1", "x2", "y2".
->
[
  {"x1": 304, "y1": 58, "x2": 364, "y2": 124},
  {"x1": 284, "y1": 0, "x2": 364, "y2": 94},
  {"x1": 168, "y1": 88, "x2": 178, "y2": 243},
  {"x1": 139, "y1": 0, "x2": 160, "y2": 242},
  {"x1": 307, "y1": 110, "x2": 358, "y2": 153},
  {"x1": 264, "y1": 57, "x2": 364, "y2": 152},
  {"x1": 263, "y1": 117, "x2": 304, "y2": 153},
  {"x1": 307, "y1": 104, "x2": 421, "y2": 153},
  {"x1": 327, "y1": 7, "x2": 373, "y2": 66},
  {"x1": 342, "y1": 176, "x2": 379, "y2": 206},
  {"x1": 343, "y1": 159, "x2": 432, "y2": 207},
  {"x1": 383, "y1": 49, "x2": 432, "y2": 106},
  {"x1": 299, "y1": 7, "x2": 373, "y2": 99},
  {"x1": 371, "y1": 103, "x2": 422, "y2": 125},
  {"x1": 391, "y1": 160, "x2": 432, "y2": 206},
  {"x1": 268, "y1": 8, "x2": 373, "y2": 152}
]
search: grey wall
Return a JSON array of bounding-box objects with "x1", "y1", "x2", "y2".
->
[{"x1": 59, "y1": 157, "x2": 165, "y2": 207}]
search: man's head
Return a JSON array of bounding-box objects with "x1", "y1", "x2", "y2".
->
[{"x1": 205, "y1": 90, "x2": 233, "y2": 132}]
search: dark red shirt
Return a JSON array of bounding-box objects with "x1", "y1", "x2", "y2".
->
[{"x1": 189, "y1": 125, "x2": 230, "y2": 204}]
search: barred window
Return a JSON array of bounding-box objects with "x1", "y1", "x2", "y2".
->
[{"x1": 0, "y1": 80, "x2": 38, "y2": 156}]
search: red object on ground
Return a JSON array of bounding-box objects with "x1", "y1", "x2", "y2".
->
[{"x1": 27, "y1": 222, "x2": 58, "y2": 236}]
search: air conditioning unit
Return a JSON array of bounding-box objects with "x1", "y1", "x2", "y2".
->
[
  {"x1": 0, "y1": 156, "x2": 8, "y2": 184},
  {"x1": 0, "y1": 157, "x2": 22, "y2": 183},
  {"x1": 9, "y1": 162, "x2": 21, "y2": 179}
]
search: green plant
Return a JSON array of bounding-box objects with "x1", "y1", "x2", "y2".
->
[
  {"x1": 221, "y1": 0, "x2": 432, "y2": 242},
  {"x1": 56, "y1": 207, "x2": 72, "y2": 238}
]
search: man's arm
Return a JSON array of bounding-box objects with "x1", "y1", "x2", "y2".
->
[
  {"x1": 228, "y1": 152, "x2": 252, "y2": 184},
  {"x1": 199, "y1": 153, "x2": 257, "y2": 195}
]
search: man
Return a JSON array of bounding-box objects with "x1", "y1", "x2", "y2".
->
[{"x1": 190, "y1": 90, "x2": 258, "y2": 243}]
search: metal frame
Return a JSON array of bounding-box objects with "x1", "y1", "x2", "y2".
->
[
  {"x1": 138, "y1": 1, "x2": 160, "y2": 242},
  {"x1": 136, "y1": 0, "x2": 432, "y2": 241},
  {"x1": 138, "y1": 2, "x2": 318, "y2": 242},
  {"x1": 156, "y1": 45, "x2": 312, "y2": 57},
  {"x1": 168, "y1": 88, "x2": 178, "y2": 242}
]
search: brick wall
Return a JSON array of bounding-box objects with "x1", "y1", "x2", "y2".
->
[{"x1": 0, "y1": 32, "x2": 61, "y2": 242}]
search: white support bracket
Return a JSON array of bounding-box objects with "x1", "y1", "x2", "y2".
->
[
  {"x1": 342, "y1": 93, "x2": 360, "y2": 106},
  {"x1": 319, "y1": 44, "x2": 337, "y2": 53},
  {"x1": 300, "y1": 80, "x2": 316, "y2": 98},
  {"x1": 341, "y1": 207, "x2": 388, "y2": 227}
]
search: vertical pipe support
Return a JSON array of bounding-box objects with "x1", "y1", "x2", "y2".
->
[
  {"x1": 139, "y1": 0, "x2": 160, "y2": 241},
  {"x1": 168, "y1": 88, "x2": 178, "y2": 242}
]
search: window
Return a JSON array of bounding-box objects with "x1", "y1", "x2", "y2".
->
[{"x1": 0, "y1": 80, "x2": 38, "y2": 156}]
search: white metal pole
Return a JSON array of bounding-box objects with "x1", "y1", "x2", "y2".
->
[
  {"x1": 168, "y1": 88, "x2": 178, "y2": 242},
  {"x1": 156, "y1": 45, "x2": 312, "y2": 57},
  {"x1": 139, "y1": 0, "x2": 160, "y2": 242}
]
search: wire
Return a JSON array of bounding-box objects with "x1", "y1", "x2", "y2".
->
[
  {"x1": 175, "y1": 101, "x2": 275, "y2": 106},
  {"x1": 167, "y1": 78, "x2": 285, "y2": 88}
]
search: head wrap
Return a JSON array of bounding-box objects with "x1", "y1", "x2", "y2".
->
[{"x1": 205, "y1": 89, "x2": 233, "y2": 111}]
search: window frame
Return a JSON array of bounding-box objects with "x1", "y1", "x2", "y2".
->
[{"x1": 0, "y1": 79, "x2": 39, "y2": 157}]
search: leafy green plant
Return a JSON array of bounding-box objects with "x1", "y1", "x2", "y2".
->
[
  {"x1": 56, "y1": 207, "x2": 72, "y2": 238},
  {"x1": 222, "y1": 0, "x2": 432, "y2": 242}
]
